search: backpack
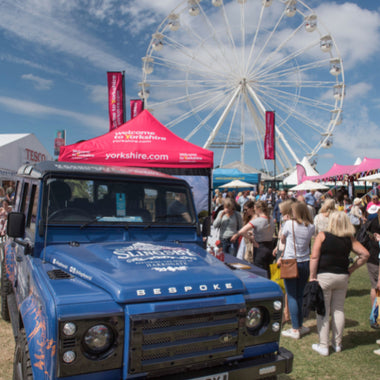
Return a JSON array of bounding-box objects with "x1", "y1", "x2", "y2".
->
[{"x1": 355, "y1": 220, "x2": 371, "y2": 248}]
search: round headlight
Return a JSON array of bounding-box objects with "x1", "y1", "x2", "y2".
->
[
  {"x1": 272, "y1": 322, "x2": 280, "y2": 332},
  {"x1": 63, "y1": 322, "x2": 77, "y2": 337},
  {"x1": 83, "y1": 324, "x2": 113, "y2": 354},
  {"x1": 246, "y1": 307, "x2": 263, "y2": 329},
  {"x1": 63, "y1": 350, "x2": 76, "y2": 364},
  {"x1": 273, "y1": 300, "x2": 282, "y2": 311}
]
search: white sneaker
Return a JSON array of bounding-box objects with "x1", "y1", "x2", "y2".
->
[
  {"x1": 374, "y1": 348, "x2": 380, "y2": 356},
  {"x1": 332, "y1": 345, "x2": 342, "y2": 353},
  {"x1": 281, "y1": 328, "x2": 300, "y2": 339},
  {"x1": 376, "y1": 339, "x2": 380, "y2": 345},
  {"x1": 299, "y1": 326, "x2": 310, "y2": 336},
  {"x1": 312, "y1": 344, "x2": 329, "y2": 356}
]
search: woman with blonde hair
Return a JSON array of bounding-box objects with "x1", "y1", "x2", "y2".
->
[
  {"x1": 349, "y1": 197, "x2": 364, "y2": 232},
  {"x1": 310, "y1": 211, "x2": 369, "y2": 356},
  {"x1": 314, "y1": 198, "x2": 336, "y2": 234},
  {"x1": 280, "y1": 201, "x2": 315, "y2": 339},
  {"x1": 273, "y1": 199, "x2": 295, "y2": 259}
]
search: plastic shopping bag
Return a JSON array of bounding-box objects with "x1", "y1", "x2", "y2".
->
[{"x1": 270, "y1": 263, "x2": 285, "y2": 293}]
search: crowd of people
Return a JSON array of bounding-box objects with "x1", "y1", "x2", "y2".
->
[
  {"x1": 207, "y1": 185, "x2": 380, "y2": 357},
  {"x1": 0, "y1": 184, "x2": 15, "y2": 240}
]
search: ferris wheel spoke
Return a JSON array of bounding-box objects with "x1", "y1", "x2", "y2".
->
[
  {"x1": 258, "y1": 96, "x2": 318, "y2": 157},
  {"x1": 204, "y1": 85, "x2": 242, "y2": 149},
  {"x1": 149, "y1": 83, "x2": 231, "y2": 110},
  {"x1": 257, "y1": 85, "x2": 336, "y2": 113},
  {"x1": 248, "y1": 3, "x2": 288, "y2": 75},
  {"x1": 256, "y1": 55, "x2": 331, "y2": 84},
  {"x1": 245, "y1": 2, "x2": 266, "y2": 75},
  {"x1": 184, "y1": 91, "x2": 235, "y2": 140},
  {"x1": 219, "y1": 1, "x2": 243, "y2": 75},
  {"x1": 274, "y1": 117, "x2": 313, "y2": 162},
  {"x1": 253, "y1": 39, "x2": 321, "y2": 80},
  {"x1": 150, "y1": 50, "x2": 229, "y2": 82},
  {"x1": 219, "y1": 94, "x2": 242, "y2": 167},
  {"x1": 156, "y1": 24, "x2": 236, "y2": 81},
  {"x1": 240, "y1": 1, "x2": 246, "y2": 77},
  {"x1": 196, "y1": 1, "x2": 242, "y2": 75},
  {"x1": 253, "y1": 21, "x2": 306, "y2": 76},
  {"x1": 148, "y1": 78, "x2": 226, "y2": 88},
  {"x1": 162, "y1": 89, "x2": 232, "y2": 129},
  {"x1": 259, "y1": 91, "x2": 328, "y2": 134},
  {"x1": 259, "y1": 79, "x2": 336, "y2": 88}
]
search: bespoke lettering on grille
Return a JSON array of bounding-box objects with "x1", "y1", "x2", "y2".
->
[{"x1": 136, "y1": 283, "x2": 233, "y2": 296}]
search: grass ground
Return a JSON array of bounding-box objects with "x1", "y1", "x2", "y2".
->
[
  {"x1": 0, "y1": 266, "x2": 378, "y2": 379},
  {"x1": 278, "y1": 265, "x2": 380, "y2": 380}
]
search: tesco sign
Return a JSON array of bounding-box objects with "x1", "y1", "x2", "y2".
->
[{"x1": 25, "y1": 148, "x2": 47, "y2": 162}]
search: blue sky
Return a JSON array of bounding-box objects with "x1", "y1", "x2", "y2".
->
[{"x1": 0, "y1": 0, "x2": 379, "y2": 176}]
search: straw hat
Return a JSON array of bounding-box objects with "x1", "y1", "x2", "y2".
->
[{"x1": 353, "y1": 198, "x2": 361, "y2": 206}]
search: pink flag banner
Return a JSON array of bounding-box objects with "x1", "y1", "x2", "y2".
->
[
  {"x1": 264, "y1": 111, "x2": 275, "y2": 160},
  {"x1": 130, "y1": 99, "x2": 144, "y2": 119},
  {"x1": 107, "y1": 72, "x2": 124, "y2": 131},
  {"x1": 296, "y1": 163, "x2": 306, "y2": 184}
]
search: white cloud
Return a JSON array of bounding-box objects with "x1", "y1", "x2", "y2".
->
[
  {"x1": 345, "y1": 82, "x2": 372, "y2": 102},
  {"x1": 0, "y1": 0, "x2": 139, "y2": 75},
  {"x1": 0, "y1": 54, "x2": 65, "y2": 75},
  {"x1": 334, "y1": 105, "x2": 380, "y2": 158},
  {"x1": 21, "y1": 74, "x2": 53, "y2": 90},
  {"x1": 86, "y1": 85, "x2": 108, "y2": 105},
  {"x1": 0, "y1": 96, "x2": 107, "y2": 131},
  {"x1": 316, "y1": 2, "x2": 380, "y2": 69}
]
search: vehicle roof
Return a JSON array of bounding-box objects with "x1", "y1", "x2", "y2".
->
[{"x1": 17, "y1": 161, "x2": 179, "y2": 181}]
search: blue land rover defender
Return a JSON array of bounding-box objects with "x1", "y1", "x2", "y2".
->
[{"x1": 1, "y1": 161, "x2": 292, "y2": 379}]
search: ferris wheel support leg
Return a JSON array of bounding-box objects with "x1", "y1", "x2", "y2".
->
[
  {"x1": 203, "y1": 85, "x2": 242, "y2": 149},
  {"x1": 246, "y1": 83, "x2": 300, "y2": 164}
]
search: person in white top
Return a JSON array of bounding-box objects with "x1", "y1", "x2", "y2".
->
[{"x1": 279, "y1": 201, "x2": 315, "y2": 340}]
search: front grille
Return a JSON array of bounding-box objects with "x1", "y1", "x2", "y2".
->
[
  {"x1": 62, "y1": 337, "x2": 76, "y2": 349},
  {"x1": 129, "y1": 305, "x2": 245, "y2": 377}
]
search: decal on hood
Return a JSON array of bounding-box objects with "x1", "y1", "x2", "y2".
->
[
  {"x1": 112, "y1": 242, "x2": 198, "y2": 272},
  {"x1": 52, "y1": 258, "x2": 93, "y2": 281}
]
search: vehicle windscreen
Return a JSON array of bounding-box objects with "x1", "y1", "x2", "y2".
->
[{"x1": 42, "y1": 177, "x2": 196, "y2": 225}]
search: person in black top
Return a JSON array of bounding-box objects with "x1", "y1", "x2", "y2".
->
[
  {"x1": 366, "y1": 207, "x2": 380, "y2": 307},
  {"x1": 310, "y1": 211, "x2": 369, "y2": 356}
]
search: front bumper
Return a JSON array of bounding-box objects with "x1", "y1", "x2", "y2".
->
[{"x1": 135, "y1": 347, "x2": 293, "y2": 380}]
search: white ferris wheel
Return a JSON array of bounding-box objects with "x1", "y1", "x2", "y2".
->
[{"x1": 139, "y1": 0, "x2": 345, "y2": 176}]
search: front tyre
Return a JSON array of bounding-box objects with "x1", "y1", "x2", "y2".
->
[
  {"x1": 13, "y1": 329, "x2": 34, "y2": 380},
  {"x1": 1, "y1": 259, "x2": 12, "y2": 321}
]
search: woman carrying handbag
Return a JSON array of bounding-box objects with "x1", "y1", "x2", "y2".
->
[{"x1": 279, "y1": 201, "x2": 315, "y2": 339}]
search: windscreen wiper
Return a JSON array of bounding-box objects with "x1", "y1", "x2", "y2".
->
[{"x1": 79, "y1": 216, "x2": 104, "y2": 230}]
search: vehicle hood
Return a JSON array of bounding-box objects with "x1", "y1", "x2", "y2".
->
[{"x1": 43, "y1": 241, "x2": 246, "y2": 303}]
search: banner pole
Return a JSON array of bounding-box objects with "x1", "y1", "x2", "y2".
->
[
  {"x1": 273, "y1": 112, "x2": 276, "y2": 190},
  {"x1": 122, "y1": 71, "x2": 126, "y2": 123}
]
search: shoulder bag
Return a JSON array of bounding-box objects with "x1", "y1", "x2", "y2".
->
[{"x1": 280, "y1": 220, "x2": 299, "y2": 279}]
